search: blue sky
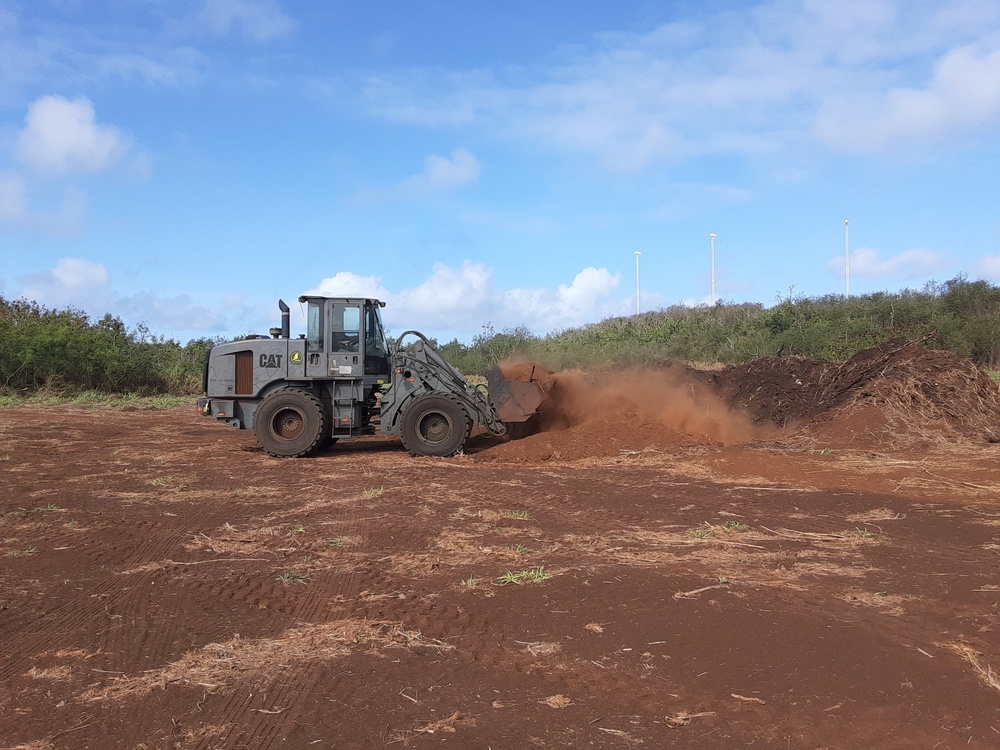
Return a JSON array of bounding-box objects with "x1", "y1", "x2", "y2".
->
[{"x1": 2, "y1": 0, "x2": 1000, "y2": 344}]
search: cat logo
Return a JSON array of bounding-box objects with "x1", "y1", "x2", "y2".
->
[
  {"x1": 290, "y1": 351, "x2": 303, "y2": 365},
  {"x1": 259, "y1": 354, "x2": 283, "y2": 368}
]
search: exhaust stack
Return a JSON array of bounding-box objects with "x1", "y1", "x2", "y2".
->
[{"x1": 279, "y1": 299, "x2": 290, "y2": 339}]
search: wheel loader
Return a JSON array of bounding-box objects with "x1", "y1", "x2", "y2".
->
[{"x1": 196, "y1": 296, "x2": 545, "y2": 457}]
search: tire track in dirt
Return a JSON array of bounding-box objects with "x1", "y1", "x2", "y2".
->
[
  {"x1": 0, "y1": 502, "x2": 223, "y2": 681},
  {"x1": 295, "y1": 464, "x2": 710, "y2": 729},
  {"x1": 198, "y1": 459, "x2": 509, "y2": 748},
  {"x1": 369, "y1": 461, "x2": 999, "y2": 730},
  {"x1": 360, "y1": 581, "x2": 684, "y2": 719},
  {"x1": 192, "y1": 478, "x2": 377, "y2": 750},
  {"x1": 7, "y1": 403, "x2": 1000, "y2": 749}
]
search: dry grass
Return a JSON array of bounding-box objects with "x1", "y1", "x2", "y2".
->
[
  {"x1": 516, "y1": 640, "x2": 562, "y2": 657},
  {"x1": 83, "y1": 620, "x2": 452, "y2": 703},
  {"x1": 839, "y1": 589, "x2": 913, "y2": 616},
  {"x1": 25, "y1": 665, "x2": 74, "y2": 680},
  {"x1": 665, "y1": 710, "x2": 716, "y2": 727},
  {"x1": 413, "y1": 711, "x2": 476, "y2": 734},
  {"x1": 514, "y1": 522, "x2": 884, "y2": 599},
  {"x1": 941, "y1": 643, "x2": 1000, "y2": 694},
  {"x1": 541, "y1": 694, "x2": 573, "y2": 708},
  {"x1": 845, "y1": 508, "x2": 905, "y2": 523},
  {"x1": 182, "y1": 523, "x2": 280, "y2": 556}
]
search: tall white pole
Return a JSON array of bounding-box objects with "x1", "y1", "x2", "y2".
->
[
  {"x1": 844, "y1": 219, "x2": 850, "y2": 296},
  {"x1": 710, "y1": 233, "x2": 717, "y2": 305},
  {"x1": 634, "y1": 251, "x2": 641, "y2": 314}
]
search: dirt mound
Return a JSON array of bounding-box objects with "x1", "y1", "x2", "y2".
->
[
  {"x1": 480, "y1": 339, "x2": 1000, "y2": 462},
  {"x1": 709, "y1": 355, "x2": 838, "y2": 426},
  {"x1": 686, "y1": 338, "x2": 1000, "y2": 448},
  {"x1": 790, "y1": 338, "x2": 1000, "y2": 448}
]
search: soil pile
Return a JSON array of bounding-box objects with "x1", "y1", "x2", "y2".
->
[
  {"x1": 708, "y1": 355, "x2": 837, "y2": 426},
  {"x1": 480, "y1": 339, "x2": 1000, "y2": 461},
  {"x1": 791, "y1": 338, "x2": 1000, "y2": 447},
  {"x1": 709, "y1": 338, "x2": 1000, "y2": 446}
]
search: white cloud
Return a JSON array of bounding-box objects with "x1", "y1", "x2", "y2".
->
[
  {"x1": 977, "y1": 255, "x2": 1000, "y2": 279},
  {"x1": 302, "y1": 261, "x2": 624, "y2": 337},
  {"x1": 18, "y1": 258, "x2": 113, "y2": 309},
  {"x1": 14, "y1": 257, "x2": 231, "y2": 337},
  {"x1": 304, "y1": 271, "x2": 393, "y2": 301},
  {"x1": 16, "y1": 95, "x2": 132, "y2": 175},
  {"x1": 11, "y1": 258, "x2": 627, "y2": 343},
  {"x1": 197, "y1": 0, "x2": 297, "y2": 42},
  {"x1": 423, "y1": 149, "x2": 481, "y2": 189},
  {"x1": 644, "y1": 181, "x2": 754, "y2": 221},
  {"x1": 395, "y1": 261, "x2": 494, "y2": 327},
  {"x1": 3, "y1": 96, "x2": 144, "y2": 235},
  {"x1": 500, "y1": 268, "x2": 625, "y2": 332},
  {"x1": 815, "y1": 42, "x2": 1000, "y2": 150},
  {"x1": 358, "y1": 1, "x2": 1000, "y2": 170},
  {"x1": 828, "y1": 247, "x2": 951, "y2": 280},
  {"x1": 95, "y1": 48, "x2": 207, "y2": 87},
  {"x1": 353, "y1": 149, "x2": 481, "y2": 204},
  {"x1": 556, "y1": 267, "x2": 622, "y2": 318},
  {"x1": 0, "y1": 171, "x2": 27, "y2": 222},
  {"x1": 116, "y1": 293, "x2": 227, "y2": 332},
  {"x1": 0, "y1": 175, "x2": 88, "y2": 234}
]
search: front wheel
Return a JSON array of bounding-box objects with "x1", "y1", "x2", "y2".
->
[
  {"x1": 254, "y1": 389, "x2": 326, "y2": 457},
  {"x1": 400, "y1": 395, "x2": 472, "y2": 457}
]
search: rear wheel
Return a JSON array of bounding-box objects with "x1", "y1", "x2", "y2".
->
[
  {"x1": 254, "y1": 389, "x2": 326, "y2": 457},
  {"x1": 400, "y1": 395, "x2": 472, "y2": 457}
]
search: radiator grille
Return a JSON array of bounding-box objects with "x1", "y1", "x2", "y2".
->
[{"x1": 235, "y1": 351, "x2": 253, "y2": 395}]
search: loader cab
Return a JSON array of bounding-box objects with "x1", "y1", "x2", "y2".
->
[{"x1": 300, "y1": 296, "x2": 390, "y2": 379}]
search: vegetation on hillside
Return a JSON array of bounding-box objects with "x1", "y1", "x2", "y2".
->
[
  {"x1": 0, "y1": 298, "x2": 215, "y2": 396},
  {"x1": 437, "y1": 276, "x2": 1000, "y2": 374},
  {"x1": 2, "y1": 275, "x2": 999, "y2": 397}
]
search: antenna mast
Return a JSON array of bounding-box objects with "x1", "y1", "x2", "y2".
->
[{"x1": 844, "y1": 219, "x2": 850, "y2": 296}]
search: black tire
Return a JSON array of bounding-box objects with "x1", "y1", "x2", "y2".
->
[
  {"x1": 254, "y1": 389, "x2": 326, "y2": 457},
  {"x1": 400, "y1": 394, "x2": 472, "y2": 457}
]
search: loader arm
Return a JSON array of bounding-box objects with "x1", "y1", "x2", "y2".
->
[{"x1": 381, "y1": 331, "x2": 508, "y2": 437}]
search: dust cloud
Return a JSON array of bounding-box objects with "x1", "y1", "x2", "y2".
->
[{"x1": 502, "y1": 362, "x2": 769, "y2": 445}]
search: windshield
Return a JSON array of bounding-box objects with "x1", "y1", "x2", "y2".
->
[{"x1": 366, "y1": 302, "x2": 388, "y2": 357}]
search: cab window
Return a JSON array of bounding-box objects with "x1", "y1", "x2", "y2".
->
[
  {"x1": 331, "y1": 304, "x2": 361, "y2": 352},
  {"x1": 364, "y1": 302, "x2": 390, "y2": 374},
  {"x1": 306, "y1": 301, "x2": 323, "y2": 351},
  {"x1": 365, "y1": 303, "x2": 388, "y2": 358}
]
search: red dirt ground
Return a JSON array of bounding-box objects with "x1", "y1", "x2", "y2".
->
[{"x1": 3, "y1": 341, "x2": 1000, "y2": 749}]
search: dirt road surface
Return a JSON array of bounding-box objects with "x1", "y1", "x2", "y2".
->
[{"x1": 3, "y1": 345, "x2": 1000, "y2": 749}]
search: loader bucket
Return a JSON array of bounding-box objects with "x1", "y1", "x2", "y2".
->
[{"x1": 485, "y1": 366, "x2": 545, "y2": 423}]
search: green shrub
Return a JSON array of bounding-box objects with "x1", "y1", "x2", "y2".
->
[{"x1": 4, "y1": 274, "x2": 1000, "y2": 397}]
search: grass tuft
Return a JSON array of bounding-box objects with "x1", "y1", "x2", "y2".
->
[
  {"x1": 496, "y1": 566, "x2": 552, "y2": 585},
  {"x1": 7, "y1": 547, "x2": 40, "y2": 558},
  {"x1": 500, "y1": 510, "x2": 532, "y2": 520}
]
